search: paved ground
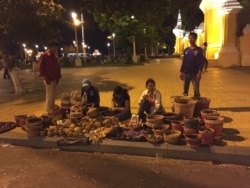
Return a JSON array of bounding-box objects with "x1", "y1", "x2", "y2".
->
[{"x1": 1, "y1": 58, "x2": 250, "y2": 164}]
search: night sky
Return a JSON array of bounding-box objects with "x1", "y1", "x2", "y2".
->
[{"x1": 59, "y1": 0, "x2": 108, "y2": 54}]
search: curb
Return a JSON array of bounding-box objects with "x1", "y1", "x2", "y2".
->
[{"x1": 1, "y1": 130, "x2": 250, "y2": 166}]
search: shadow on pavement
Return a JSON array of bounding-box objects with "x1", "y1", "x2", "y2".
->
[
  {"x1": 212, "y1": 107, "x2": 250, "y2": 113},
  {"x1": 231, "y1": 66, "x2": 250, "y2": 74},
  {"x1": 222, "y1": 128, "x2": 245, "y2": 142}
]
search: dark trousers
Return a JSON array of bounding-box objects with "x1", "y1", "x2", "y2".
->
[
  {"x1": 138, "y1": 99, "x2": 162, "y2": 122},
  {"x1": 138, "y1": 99, "x2": 151, "y2": 121},
  {"x1": 203, "y1": 58, "x2": 208, "y2": 71},
  {"x1": 3, "y1": 68, "x2": 10, "y2": 79},
  {"x1": 183, "y1": 73, "x2": 200, "y2": 98}
]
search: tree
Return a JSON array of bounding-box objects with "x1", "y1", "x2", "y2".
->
[
  {"x1": 81, "y1": 0, "x2": 172, "y2": 56},
  {"x1": 0, "y1": 0, "x2": 64, "y2": 46},
  {"x1": 0, "y1": 0, "x2": 64, "y2": 94}
]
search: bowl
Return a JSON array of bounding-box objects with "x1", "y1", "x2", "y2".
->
[
  {"x1": 146, "y1": 115, "x2": 163, "y2": 124},
  {"x1": 146, "y1": 134, "x2": 163, "y2": 144},
  {"x1": 163, "y1": 130, "x2": 182, "y2": 144},
  {"x1": 152, "y1": 124, "x2": 170, "y2": 135}
]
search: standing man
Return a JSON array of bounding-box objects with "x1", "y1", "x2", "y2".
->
[
  {"x1": 0, "y1": 51, "x2": 10, "y2": 79},
  {"x1": 38, "y1": 41, "x2": 61, "y2": 113},
  {"x1": 179, "y1": 32, "x2": 204, "y2": 99},
  {"x1": 202, "y1": 42, "x2": 208, "y2": 72}
]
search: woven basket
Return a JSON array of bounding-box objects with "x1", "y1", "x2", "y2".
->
[
  {"x1": 146, "y1": 115, "x2": 163, "y2": 124},
  {"x1": 26, "y1": 117, "x2": 43, "y2": 137},
  {"x1": 164, "y1": 130, "x2": 181, "y2": 144}
]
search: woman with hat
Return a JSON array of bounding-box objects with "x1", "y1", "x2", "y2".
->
[{"x1": 81, "y1": 79, "x2": 100, "y2": 114}]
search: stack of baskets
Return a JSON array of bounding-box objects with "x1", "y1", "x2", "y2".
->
[{"x1": 70, "y1": 105, "x2": 83, "y2": 122}]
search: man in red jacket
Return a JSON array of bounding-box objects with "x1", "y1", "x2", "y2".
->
[{"x1": 39, "y1": 41, "x2": 61, "y2": 113}]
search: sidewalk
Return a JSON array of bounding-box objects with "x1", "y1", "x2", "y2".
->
[{"x1": 1, "y1": 58, "x2": 250, "y2": 165}]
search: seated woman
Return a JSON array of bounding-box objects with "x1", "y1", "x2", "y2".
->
[
  {"x1": 81, "y1": 79, "x2": 100, "y2": 114},
  {"x1": 138, "y1": 78, "x2": 165, "y2": 122},
  {"x1": 101, "y1": 86, "x2": 131, "y2": 121}
]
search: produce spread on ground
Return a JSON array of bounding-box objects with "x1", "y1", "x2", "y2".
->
[{"x1": 2, "y1": 96, "x2": 225, "y2": 147}]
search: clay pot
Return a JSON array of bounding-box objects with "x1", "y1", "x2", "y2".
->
[
  {"x1": 193, "y1": 97, "x2": 211, "y2": 118},
  {"x1": 41, "y1": 114, "x2": 52, "y2": 128},
  {"x1": 14, "y1": 114, "x2": 27, "y2": 127},
  {"x1": 205, "y1": 116, "x2": 224, "y2": 139},
  {"x1": 183, "y1": 126, "x2": 198, "y2": 134},
  {"x1": 152, "y1": 124, "x2": 170, "y2": 136},
  {"x1": 199, "y1": 127, "x2": 215, "y2": 145},
  {"x1": 163, "y1": 112, "x2": 181, "y2": 120},
  {"x1": 171, "y1": 120, "x2": 184, "y2": 133},
  {"x1": 201, "y1": 109, "x2": 219, "y2": 122},
  {"x1": 184, "y1": 117, "x2": 200, "y2": 129},
  {"x1": 184, "y1": 134, "x2": 201, "y2": 147}
]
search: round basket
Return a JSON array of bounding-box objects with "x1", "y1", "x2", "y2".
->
[
  {"x1": 152, "y1": 124, "x2": 170, "y2": 136},
  {"x1": 184, "y1": 134, "x2": 201, "y2": 147},
  {"x1": 146, "y1": 115, "x2": 163, "y2": 124},
  {"x1": 146, "y1": 134, "x2": 163, "y2": 144},
  {"x1": 174, "y1": 99, "x2": 197, "y2": 118},
  {"x1": 164, "y1": 130, "x2": 181, "y2": 144},
  {"x1": 26, "y1": 117, "x2": 43, "y2": 137}
]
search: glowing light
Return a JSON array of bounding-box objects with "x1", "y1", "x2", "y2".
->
[
  {"x1": 214, "y1": 52, "x2": 219, "y2": 59},
  {"x1": 220, "y1": 0, "x2": 242, "y2": 14}
]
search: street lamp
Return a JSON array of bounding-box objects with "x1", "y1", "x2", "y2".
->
[
  {"x1": 35, "y1": 44, "x2": 39, "y2": 54},
  {"x1": 143, "y1": 29, "x2": 147, "y2": 59},
  {"x1": 72, "y1": 12, "x2": 80, "y2": 54},
  {"x1": 71, "y1": 11, "x2": 81, "y2": 66},
  {"x1": 131, "y1": 16, "x2": 137, "y2": 63},
  {"x1": 107, "y1": 42, "x2": 110, "y2": 59},
  {"x1": 21, "y1": 43, "x2": 26, "y2": 60},
  {"x1": 81, "y1": 10, "x2": 86, "y2": 58},
  {"x1": 112, "y1": 33, "x2": 116, "y2": 58},
  {"x1": 22, "y1": 43, "x2": 28, "y2": 60}
]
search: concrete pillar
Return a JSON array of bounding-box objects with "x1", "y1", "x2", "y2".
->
[
  {"x1": 218, "y1": 9, "x2": 241, "y2": 67},
  {"x1": 240, "y1": 24, "x2": 250, "y2": 66},
  {"x1": 200, "y1": 0, "x2": 226, "y2": 60},
  {"x1": 175, "y1": 36, "x2": 184, "y2": 54}
]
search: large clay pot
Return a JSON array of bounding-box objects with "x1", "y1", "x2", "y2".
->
[
  {"x1": 205, "y1": 116, "x2": 224, "y2": 139},
  {"x1": 193, "y1": 97, "x2": 211, "y2": 118},
  {"x1": 201, "y1": 109, "x2": 219, "y2": 122}
]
